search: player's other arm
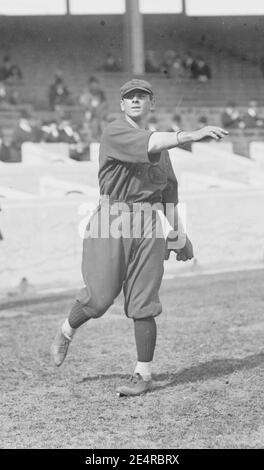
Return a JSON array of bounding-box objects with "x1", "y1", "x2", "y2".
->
[
  {"x1": 164, "y1": 203, "x2": 194, "y2": 261},
  {"x1": 148, "y1": 126, "x2": 228, "y2": 153},
  {"x1": 161, "y1": 155, "x2": 193, "y2": 261}
]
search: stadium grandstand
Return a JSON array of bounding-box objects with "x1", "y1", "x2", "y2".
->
[{"x1": 1, "y1": 0, "x2": 264, "y2": 159}]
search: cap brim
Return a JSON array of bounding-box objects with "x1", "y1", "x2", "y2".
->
[{"x1": 121, "y1": 87, "x2": 153, "y2": 97}]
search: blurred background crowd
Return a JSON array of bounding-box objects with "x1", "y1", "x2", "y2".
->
[{"x1": 1, "y1": 11, "x2": 264, "y2": 163}]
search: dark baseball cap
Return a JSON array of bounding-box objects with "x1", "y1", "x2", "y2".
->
[{"x1": 120, "y1": 78, "x2": 154, "y2": 98}]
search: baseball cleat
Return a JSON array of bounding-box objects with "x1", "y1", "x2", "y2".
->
[
  {"x1": 50, "y1": 326, "x2": 72, "y2": 367},
  {"x1": 116, "y1": 373, "x2": 152, "y2": 397}
]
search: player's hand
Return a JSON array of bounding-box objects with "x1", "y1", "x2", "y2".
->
[
  {"x1": 165, "y1": 235, "x2": 194, "y2": 262},
  {"x1": 174, "y1": 235, "x2": 194, "y2": 262},
  {"x1": 192, "y1": 126, "x2": 228, "y2": 142}
]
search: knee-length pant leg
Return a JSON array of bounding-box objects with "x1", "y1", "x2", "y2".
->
[
  {"x1": 76, "y1": 208, "x2": 129, "y2": 318},
  {"x1": 123, "y1": 211, "x2": 166, "y2": 319}
]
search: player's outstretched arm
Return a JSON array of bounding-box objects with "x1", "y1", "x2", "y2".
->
[{"x1": 148, "y1": 126, "x2": 228, "y2": 154}]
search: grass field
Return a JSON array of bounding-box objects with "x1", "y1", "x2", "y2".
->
[{"x1": 1, "y1": 268, "x2": 264, "y2": 449}]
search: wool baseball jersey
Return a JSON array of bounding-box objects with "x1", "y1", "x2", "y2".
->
[{"x1": 98, "y1": 117, "x2": 178, "y2": 205}]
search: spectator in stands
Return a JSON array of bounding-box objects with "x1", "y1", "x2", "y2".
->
[
  {"x1": 0, "y1": 55, "x2": 23, "y2": 81},
  {"x1": 13, "y1": 110, "x2": 41, "y2": 154},
  {"x1": 0, "y1": 128, "x2": 21, "y2": 162},
  {"x1": 243, "y1": 100, "x2": 264, "y2": 129},
  {"x1": 182, "y1": 51, "x2": 196, "y2": 78},
  {"x1": 79, "y1": 76, "x2": 108, "y2": 120},
  {"x1": 101, "y1": 53, "x2": 122, "y2": 72},
  {"x1": 49, "y1": 70, "x2": 71, "y2": 111},
  {"x1": 166, "y1": 114, "x2": 192, "y2": 152},
  {"x1": 0, "y1": 81, "x2": 20, "y2": 107},
  {"x1": 145, "y1": 50, "x2": 160, "y2": 73},
  {"x1": 192, "y1": 57, "x2": 212, "y2": 82},
  {"x1": 41, "y1": 120, "x2": 60, "y2": 143},
  {"x1": 221, "y1": 102, "x2": 245, "y2": 129},
  {"x1": 160, "y1": 50, "x2": 176, "y2": 77},
  {"x1": 58, "y1": 115, "x2": 90, "y2": 161},
  {"x1": 58, "y1": 115, "x2": 81, "y2": 144},
  {"x1": 170, "y1": 55, "x2": 185, "y2": 79}
]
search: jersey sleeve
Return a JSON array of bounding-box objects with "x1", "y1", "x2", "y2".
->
[
  {"x1": 161, "y1": 152, "x2": 179, "y2": 205},
  {"x1": 101, "y1": 120, "x2": 160, "y2": 164}
]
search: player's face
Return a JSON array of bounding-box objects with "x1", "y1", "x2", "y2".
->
[{"x1": 120, "y1": 90, "x2": 154, "y2": 120}]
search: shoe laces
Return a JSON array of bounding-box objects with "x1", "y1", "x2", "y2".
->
[{"x1": 130, "y1": 373, "x2": 142, "y2": 384}]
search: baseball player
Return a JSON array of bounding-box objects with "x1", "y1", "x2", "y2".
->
[{"x1": 51, "y1": 78, "x2": 227, "y2": 397}]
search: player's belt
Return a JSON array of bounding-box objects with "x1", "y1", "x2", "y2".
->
[{"x1": 99, "y1": 196, "x2": 163, "y2": 212}]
